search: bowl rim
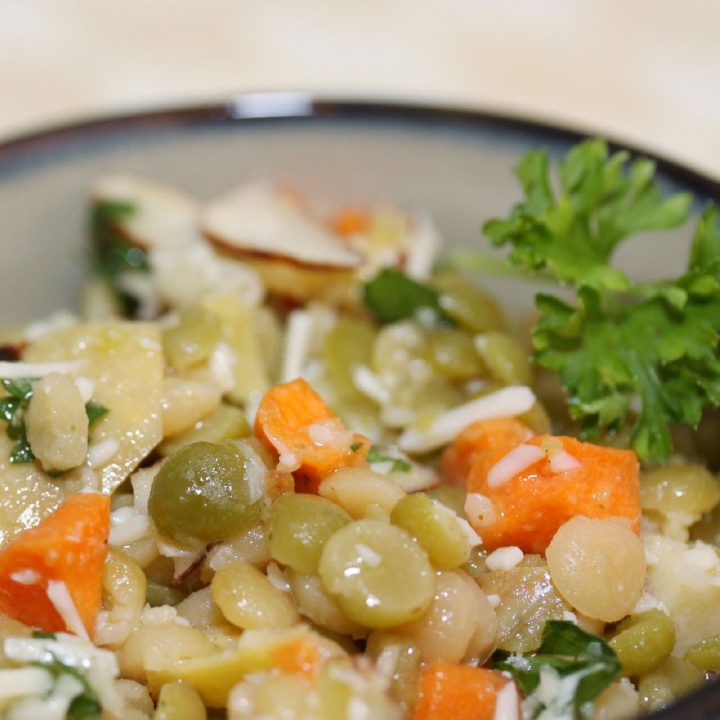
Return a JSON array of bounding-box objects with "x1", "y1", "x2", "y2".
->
[
  {"x1": 0, "y1": 91, "x2": 718, "y2": 718},
  {"x1": 0, "y1": 91, "x2": 718, "y2": 200}
]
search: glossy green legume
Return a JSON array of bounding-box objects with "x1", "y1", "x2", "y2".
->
[
  {"x1": 609, "y1": 609, "x2": 676, "y2": 677},
  {"x1": 640, "y1": 464, "x2": 720, "y2": 517},
  {"x1": 162, "y1": 307, "x2": 222, "y2": 370},
  {"x1": 269, "y1": 493, "x2": 352, "y2": 574},
  {"x1": 390, "y1": 493, "x2": 470, "y2": 570},
  {"x1": 157, "y1": 404, "x2": 250, "y2": 457},
  {"x1": 432, "y1": 273, "x2": 505, "y2": 332},
  {"x1": 319, "y1": 519, "x2": 435, "y2": 629},
  {"x1": 426, "y1": 485, "x2": 467, "y2": 517},
  {"x1": 474, "y1": 331, "x2": 532, "y2": 386},
  {"x1": 427, "y1": 329, "x2": 484, "y2": 380},
  {"x1": 148, "y1": 441, "x2": 263, "y2": 544},
  {"x1": 684, "y1": 634, "x2": 720, "y2": 671},
  {"x1": 366, "y1": 631, "x2": 421, "y2": 714},
  {"x1": 146, "y1": 581, "x2": 186, "y2": 608}
]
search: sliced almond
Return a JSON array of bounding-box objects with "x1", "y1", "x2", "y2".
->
[
  {"x1": 92, "y1": 174, "x2": 201, "y2": 251},
  {"x1": 202, "y1": 184, "x2": 363, "y2": 270}
]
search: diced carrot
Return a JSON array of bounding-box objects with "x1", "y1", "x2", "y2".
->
[
  {"x1": 255, "y1": 378, "x2": 371, "y2": 493},
  {"x1": 466, "y1": 434, "x2": 640, "y2": 554},
  {"x1": 0, "y1": 493, "x2": 110, "y2": 636},
  {"x1": 331, "y1": 207, "x2": 370, "y2": 237},
  {"x1": 440, "y1": 417, "x2": 532, "y2": 487},
  {"x1": 412, "y1": 661, "x2": 516, "y2": 720},
  {"x1": 269, "y1": 635, "x2": 324, "y2": 684}
]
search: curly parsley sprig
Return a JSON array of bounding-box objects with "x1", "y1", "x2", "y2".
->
[{"x1": 484, "y1": 139, "x2": 720, "y2": 462}]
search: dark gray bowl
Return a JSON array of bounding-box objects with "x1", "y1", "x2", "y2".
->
[{"x1": 0, "y1": 93, "x2": 718, "y2": 718}]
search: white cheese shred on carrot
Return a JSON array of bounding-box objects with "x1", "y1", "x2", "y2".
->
[
  {"x1": 0, "y1": 360, "x2": 84, "y2": 379},
  {"x1": 485, "y1": 546, "x2": 524, "y2": 571},
  {"x1": 397, "y1": 385, "x2": 536, "y2": 454},
  {"x1": 404, "y1": 212, "x2": 441, "y2": 280},
  {"x1": 10, "y1": 569, "x2": 41, "y2": 585},
  {"x1": 46, "y1": 580, "x2": 89, "y2": 642},
  {"x1": 493, "y1": 680, "x2": 520, "y2": 720},
  {"x1": 280, "y1": 309, "x2": 313, "y2": 383},
  {"x1": 487, "y1": 443, "x2": 545, "y2": 488},
  {"x1": 465, "y1": 493, "x2": 496, "y2": 528}
]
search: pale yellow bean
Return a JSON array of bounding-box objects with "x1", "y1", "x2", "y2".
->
[
  {"x1": 546, "y1": 516, "x2": 646, "y2": 622},
  {"x1": 113, "y1": 678, "x2": 155, "y2": 720},
  {"x1": 211, "y1": 561, "x2": 299, "y2": 629},
  {"x1": 288, "y1": 570, "x2": 366, "y2": 637},
  {"x1": 593, "y1": 680, "x2": 640, "y2": 720},
  {"x1": 25, "y1": 372, "x2": 89, "y2": 472},
  {"x1": 95, "y1": 548, "x2": 147, "y2": 648},
  {"x1": 318, "y1": 467, "x2": 405, "y2": 519},
  {"x1": 154, "y1": 680, "x2": 207, "y2": 720},
  {"x1": 637, "y1": 656, "x2": 705, "y2": 713},
  {"x1": 161, "y1": 374, "x2": 222, "y2": 437},
  {"x1": 118, "y1": 622, "x2": 216, "y2": 682},
  {"x1": 175, "y1": 587, "x2": 225, "y2": 629},
  {"x1": 457, "y1": 572, "x2": 499, "y2": 662},
  {"x1": 396, "y1": 570, "x2": 490, "y2": 663}
]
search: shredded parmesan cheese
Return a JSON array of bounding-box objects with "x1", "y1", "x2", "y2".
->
[
  {"x1": 353, "y1": 365, "x2": 390, "y2": 405},
  {"x1": 46, "y1": 581, "x2": 89, "y2": 641},
  {"x1": 308, "y1": 418, "x2": 354, "y2": 450},
  {"x1": 355, "y1": 543, "x2": 382, "y2": 567},
  {"x1": 10, "y1": 569, "x2": 40, "y2": 585},
  {"x1": 280, "y1": 309, "x2": 313, "y2": 383},
  {"x1": 485, "y1": 546, "x2": 524, "y2": 571},
  {"x1": 87, "y1": 438, "x2": 119, "y2": 468},
  {"x1": 493, "y1": 680, "x2": 520, "y2": 720},
  {"x1": 0, "y1": 360, "x2": 83, "y2": 379},
  {"x1": 397, "y1": 386, "x2": 536, "y2": 453},
  {"x1": 487, "y1": 443, "x2": 545, "y2": 488},
  {"x1": 465, "y1": 493, "x2": 495, "y2": 527}
]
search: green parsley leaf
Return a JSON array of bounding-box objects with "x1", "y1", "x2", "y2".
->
[
  {"x1": 1, "y1": 377, "x2": 35, "y2": 464},
  {"x1": 91, "y1": 199, "x2": 149, "y2": 317},
  {"x1": 495, "y1": 620, "x2": 620, "y2": 719},
  {"x1": 367, "y1": 447, "x2": 411, "y2": 472},
  {"x1": 2, "y1": 378, "x2": 35, "y2": 400},
  {"x1": 31, "y1": 630, "x2": 58, "y2": 640},
  {"x1": 482, "y1": 140, "x2": 720, "y2": 462},
  {"x1": 363, "y1": 268, "x2": 446, "y2": 324},
  {"x1": 85, "y1": 399, "x2": 109, "y2": 429},
  {"x1": 349, "y1": 441, "x2": 363, "y2": 453},
  {"x1": 9, "y1": 439, "x2": 35, "y2": 464}
]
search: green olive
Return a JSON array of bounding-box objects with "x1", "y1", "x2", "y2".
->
[
  {"x1": 269, "y1": 493, "x2": 352, "y2": 574},
  {"x1": 162, "y1": 307, "x2": 222, "y2": 370},
  {"x1": 148, "y1": 441, "x2": 263, "y2": 544}
]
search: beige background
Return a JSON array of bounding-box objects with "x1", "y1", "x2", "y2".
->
[{"x1": 1, "y1": 0, "x2": 718, "y2": 178}]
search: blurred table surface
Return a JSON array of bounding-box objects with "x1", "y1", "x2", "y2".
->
[{"x1": 1, "y1": 0, "x2": 718, "y2": 179}]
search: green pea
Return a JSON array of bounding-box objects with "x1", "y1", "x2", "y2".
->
[
  {"x1": 609, "y1": 609, "x2": 675, "y2": 677},
  {"x1": 269, "y1": 493, "x2": 352, "y2": 574},
  {"x1": 432, "y1": 273, "x2": 505, "y2": 333},
  {"x1": 474, "y1": 331, "x2": 532, "y2": 386},
  {"x1": 684, "y1": 634, "x2": 720, "y2": 671},
  {"x1": 427, "y1": 329, "x2": 484, "y2": 380},
  {"x1": 319, "y1": 519, "x2": 435, "y2": 629},
  {"x1": 148, "y1": 441, "x2": 263, "y2": 544},
  {"x1": 391, "y1": 493, "x2": 470, "y2": 570},
  {"x1": 640, "y1": 464, "x2": 720, "y2": 517},
  {"x1": 162, "y1": 307, "x2": 221, "y2": 370},
  {"x1": 157, "y1": 404, "x2": 250, "y2": 457}
]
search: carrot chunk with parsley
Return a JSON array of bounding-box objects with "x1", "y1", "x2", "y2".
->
[
  {"x1": 412, "y1": 661, "x2": 517, "y2": 720},
  {"x1": 440, "y1": 417, "x2": 532, "y2": 486},
  {"x1": 465, "y1": 434, "x2": 640, "y2": 554},
  {"x1": 255, "y1": 378, "x2": 370, "y2": 493},
  {"x1": 0, "y1": 493, "x2": 110, "y2": 636}
]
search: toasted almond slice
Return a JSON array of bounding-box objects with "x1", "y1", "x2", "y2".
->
[
  {"x1": 202, "y1": 184, "x2": 363, "y2": 270},
  {"x1": 92, "y1": 174, "x2": 201, "y2": 250}
]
